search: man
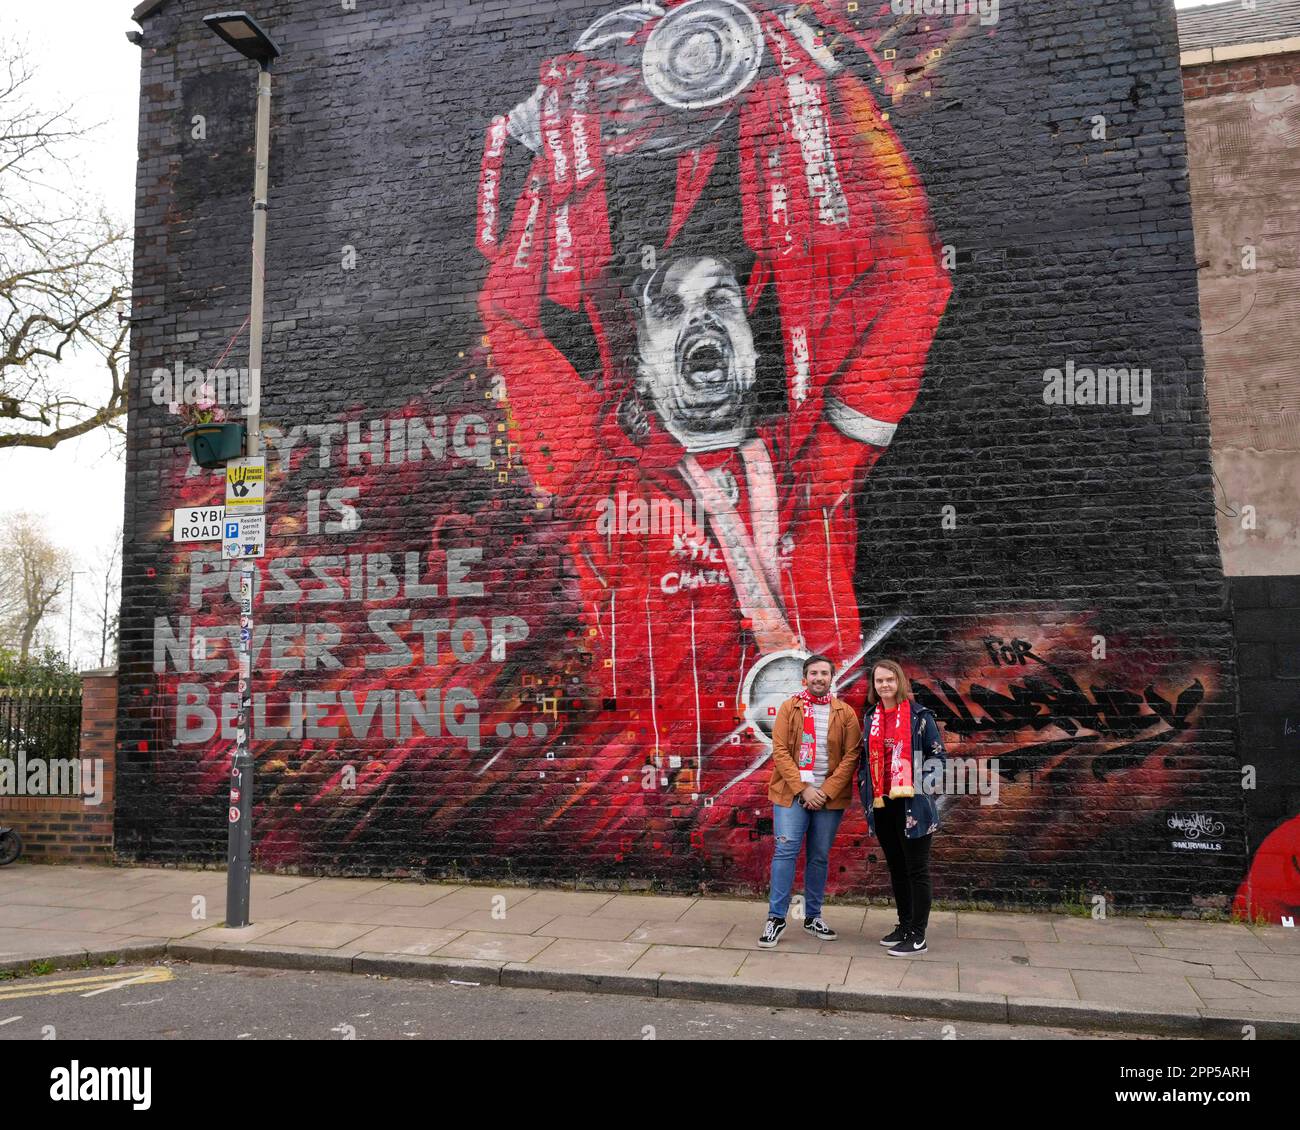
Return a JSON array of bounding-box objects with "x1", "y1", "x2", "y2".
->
[{"x1": 759, "y1": 654, "x2": 862, "y2": 946}]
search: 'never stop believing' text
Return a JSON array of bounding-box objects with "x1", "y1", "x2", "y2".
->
[{"x1": 162, "y1": 546, "x2": 524, "y2": 748}]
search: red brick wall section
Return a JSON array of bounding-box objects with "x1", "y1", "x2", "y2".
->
[
  {"x1": 1183, "y1": 51, "x2": 1300, "y2": 100},
  {"x1": 0, "y1": 673, "x2": 117, "y2": 864}
]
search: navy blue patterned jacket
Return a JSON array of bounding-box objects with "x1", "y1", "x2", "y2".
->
[{"x1": 857, "y1": 701, "x2": 947, "y2": 839}]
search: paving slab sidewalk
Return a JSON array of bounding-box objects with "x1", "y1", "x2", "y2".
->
[{"x1": 2, "y1": 864, "x2": 1297, "y2": 1037}]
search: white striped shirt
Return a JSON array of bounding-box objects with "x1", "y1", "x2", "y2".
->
[{"x1": 810, "y1": 702, "x2": 831, "y2": 788}]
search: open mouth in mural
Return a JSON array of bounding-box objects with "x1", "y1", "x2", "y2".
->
[
  {"x1": 683, "y1": 336, "x2": 728, "y2": 386},
  {"x1": 676, "y1": 329, "x2": 738, "y2": 419},
  {"x1": 672, "y1": 328, "x2": 743, "y2": 430}
]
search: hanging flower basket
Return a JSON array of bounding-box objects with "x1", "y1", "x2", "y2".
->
[{"x1": 182, "y1": 422, "x2": 246, "y2": 468}]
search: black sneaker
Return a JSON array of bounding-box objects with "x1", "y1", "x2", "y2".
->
[
  {"x1": 888, "y1": 930, "x2": 928, "y2": 957},
  {"x1": 758, "y1": 916, "x2": 787, "y2": 948},
  {"x1": 802, "y1": 916, "x2": 837, "y2": 940},
  {"x1": 879, "y1": 924, "x2": 909, "y2": 947}
]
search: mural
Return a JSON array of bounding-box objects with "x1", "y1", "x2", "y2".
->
[
  {"x1": 130, "y1": 0, "x2": 1248, "y2": 909},
  {"x1": 477, "y1": 0, "x2": 949, "y2": 817}
]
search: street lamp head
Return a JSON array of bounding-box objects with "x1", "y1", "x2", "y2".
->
[{"x1": 202, "y1": 11, "x2": 280, "y2": 67}]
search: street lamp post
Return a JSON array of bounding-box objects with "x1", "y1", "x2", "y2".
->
[{"x1": 204, "y1": 10, "x2": 280, "y2": 930}]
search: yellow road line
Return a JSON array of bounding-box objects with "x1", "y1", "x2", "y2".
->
[
  {"x1": 0, "y1": 970, "x2": 151, "y2": 993},
  {"x1": 0, "y1": 967, "x2": 173, "y2": 1001}
]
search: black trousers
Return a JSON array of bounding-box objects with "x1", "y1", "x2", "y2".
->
[{"x1": 875, "y1": 797, "x2": 933, "y2": 935}]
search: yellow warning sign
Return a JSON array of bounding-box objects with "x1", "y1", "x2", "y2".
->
[{"x1": 225, "y1": 456, "x2": 265, "y2": 511}]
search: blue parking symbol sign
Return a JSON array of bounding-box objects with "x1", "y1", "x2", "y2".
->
[{"x1": 225, "y1": 521, "x2": 239, "y2": 539}]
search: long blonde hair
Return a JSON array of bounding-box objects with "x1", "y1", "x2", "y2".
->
[{"x1": 865, "y1": 658, "x2": 913, "y2": 708}]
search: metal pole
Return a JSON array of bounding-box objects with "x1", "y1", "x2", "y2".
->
[
  {"x1": 66, "y1": 573, "x2": 76, "y2": 661},
  {"x1": 101, "y1": 571, "x2": 110, "y2": 667},
  {"x1": 226, "y1": 62, "x2": 271, "y2": 929},
  {"x1": 66, "y1": 571, "x2": 83, "y2": 664}
]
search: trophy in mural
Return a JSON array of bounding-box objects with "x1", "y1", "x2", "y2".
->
[
  {"x1": 476, "y1": 0, "x2": 951, "y2": 822},
  {"x1": 501, "y1": 0, "x2": 764, "y2": 158}
]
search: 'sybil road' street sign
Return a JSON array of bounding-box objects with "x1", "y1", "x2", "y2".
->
[{"x1": 173, "y1": 506, "x2": 226, "y2": 542}]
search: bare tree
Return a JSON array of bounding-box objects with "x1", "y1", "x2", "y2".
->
[
  {"x1": 79, "y1": 526, "x2": 121, "y2": 668},
  {"x1": 0, "y1": 40, "x2": 131, "y2": 451},
  {"x1": 0, "y1": 511, "x2": 75, "y2": 662}
]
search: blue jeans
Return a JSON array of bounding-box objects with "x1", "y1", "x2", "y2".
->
[{"x1": 767, "y1": 801, "x2": 845, "y2": 919}]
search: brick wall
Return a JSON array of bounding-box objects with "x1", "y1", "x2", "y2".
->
[
  {"x1": 1180, "y1": 46, "x2": 1300, "y2": 920},
  {"x1": 1228, "y1": 578, "x2": 1300, "y2": 919},
  {"x1": 1182, "y1": 50, "x2": 1300, "y2": 100},
  {"x1": 119, "y1": 1, "x2": 1242, "y2": 910},
  {"x1": 0, "y1": 673, "x2": 117, "y2": 863},
  {"x1": 1232, "y1": 578, "x2": 1300, "y2": 841}
]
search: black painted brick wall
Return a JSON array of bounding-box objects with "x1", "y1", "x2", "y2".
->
[
  {"x1": 1231, "y1": 576, "x2": 1300, "y2": 851},
  {"x1": 117, "y1": 0, "x2": 1242, "y2": 909}
]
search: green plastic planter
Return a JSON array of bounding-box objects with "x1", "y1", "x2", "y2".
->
[{"x1": 182, "y1": 422, "x2": 247, "y2": 468}]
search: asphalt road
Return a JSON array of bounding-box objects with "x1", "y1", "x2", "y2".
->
[{"x1": 0, "y1": 961, "x2": 1171, "y2": 1040}]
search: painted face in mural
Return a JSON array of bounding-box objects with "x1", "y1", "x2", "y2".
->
[{"x1": 635, "y1": 256, "x2": 757, "y2": 449}]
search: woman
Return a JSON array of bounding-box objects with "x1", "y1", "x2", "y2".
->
[{"x1": 858, "y1": 659, "x2": 946, "y2": 956}]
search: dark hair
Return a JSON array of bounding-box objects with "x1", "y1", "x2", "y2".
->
[
  {"x1": 802, "y1": 654, "x2": 835, "y2": 677},
  {"x1": 632, "y1": 254, "x2": 742, "y2": 316},
  {"x1": 865, "y1": 658, "x2": 913, "y2": 706}
]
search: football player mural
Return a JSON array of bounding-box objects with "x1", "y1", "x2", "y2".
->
[{"x1": 476, "y1": 0, "x2": 950, "y2": 849}]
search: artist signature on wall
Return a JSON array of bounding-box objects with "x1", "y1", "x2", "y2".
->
[{"x1": 1167, "y1": 812, "x2": 1226, "y2": 839}]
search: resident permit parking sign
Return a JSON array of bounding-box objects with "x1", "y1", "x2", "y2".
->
[
  {"x1": 222, "y1": 514, "x2": 266, "y2": 560},
  {"x1": 225, "y1": 456, "x2": 265, "y2": 511},
  {"x1": 172, "y1": 505, "x2": 226, "y2": 542}
]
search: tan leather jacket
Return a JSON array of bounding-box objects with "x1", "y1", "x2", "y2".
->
[{"x1": 767, "y1": 696, "x2": 863, "y2": 810}]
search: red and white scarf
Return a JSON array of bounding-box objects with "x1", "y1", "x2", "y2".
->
[
  {"x1": 796, "y1": 688, "x2": 832, "y2": 783},
  {"x1": 868, "y1": 700, "x2": 914, "y2": 808}
]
